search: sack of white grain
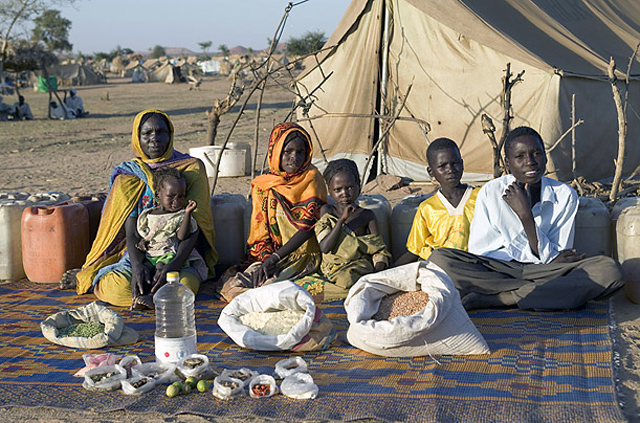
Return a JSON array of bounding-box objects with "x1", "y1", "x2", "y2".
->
[
  {"x1": 218, "y1": 281, "x2": 336, "y2": 351},
  {"x1": 344, "y1": 261, "x2": 490, "y2": 357}
]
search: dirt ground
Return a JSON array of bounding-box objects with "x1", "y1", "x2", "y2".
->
[{"x1": 0, "y1": 76, "x2": 638, "y2": 423}]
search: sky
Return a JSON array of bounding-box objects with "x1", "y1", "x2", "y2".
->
[{"x1": 54, "y1": 0, "x2": 351, "y2": 55}]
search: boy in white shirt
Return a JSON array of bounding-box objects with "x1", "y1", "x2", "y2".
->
[{"x1": 429, "y1": 126, "x2": 623, "y2": 310}]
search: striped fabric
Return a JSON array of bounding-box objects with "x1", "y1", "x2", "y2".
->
[{"x1": 0, "y1": 280, "x2": 624, "y2": 422}]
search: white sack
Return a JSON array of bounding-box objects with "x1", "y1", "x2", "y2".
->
[
  {"x1": 218, "y1": 281, "x2": 316, "y2": 351},
  {"x1": 344, "y1": 261, "x2": 490, "y2": 357}
]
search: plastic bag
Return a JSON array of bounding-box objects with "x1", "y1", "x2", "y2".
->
[
  {"x1": 82, "y1": 364, "x2": 126, "y2": 392},
  {"x1": 212, "y1": 375, "x2": 244, "y2": 400},
  {"x1": 280, "y1": 373, "x2": 318, "y2": 399},
  {"x1": 121, "y1": 375, "x2": 156, "y2": 395},
  {"x1": 74, "y1": 353, "x2": 120, "y2": 377},
  {"x1": 176, "y1": 354, "x2": 213, "y2": 379},
  {"x1": 134, "y1": 361, "x2": 177, "y2": 384},
  {"x1": 248, "y1": 374, "x2": 278, "y2": 398},
  {"x1": 274, "y1": 357, "x2": 308, "y2": 378},
  {"x1": 119, "y1": 355, "x2": 142, "y2": 378},
  {"x1": 220, "y1": 368, "x2": 258, "y2": 385}
]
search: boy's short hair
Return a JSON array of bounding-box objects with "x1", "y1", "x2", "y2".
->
[
  {"x1": 426, "y1": 138, "x2": 461, "y2": 166},
  {"x1": 323, "y1": 158, "x2": 361, "y2": 187},
  {"x1": 504, "y1": 126, "x2": 545, "y2": 156},
  {"x1": 153, "y1": 167, "x2": 185, "y2": 193}
]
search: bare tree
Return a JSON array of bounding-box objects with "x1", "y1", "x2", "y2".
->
[
  {"x1": 607, "y1": 44, "x2": 640, "y2": 201},
  {"x1": 0, "y1": 0, "x2": 75, "y2": 83}
]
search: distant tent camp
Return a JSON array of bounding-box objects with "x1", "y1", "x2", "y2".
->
[
  {"x1": 296, "y1": 0, "x2": 640, "y2": 182},
  {"x1": 48, "y1": 63, "x2": 104, "y2": 86},
  {"x1": 148, "y1": 62, "x2": 185, "y2": 83},
  {"x1": 110, "y1": 56, "x2": 126, "y2": 74},
  {"x1": 198, "y1": 59, "x2": 220, "y2": 75},
  {"x1": 128, "y1": 64, "x2": 149, "y2": 83}
]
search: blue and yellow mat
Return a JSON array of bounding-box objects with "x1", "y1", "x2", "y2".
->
[{"x1": 0, "y1": 280, "x2": 625, "y2": 422}]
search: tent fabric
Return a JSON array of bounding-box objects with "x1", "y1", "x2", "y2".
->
[
  {"x1": 47, "y1": 64, "x2": 104, "y2": 86},
  {"x1": 296, "y1": 0, "x2": 640, "y2": 182}
]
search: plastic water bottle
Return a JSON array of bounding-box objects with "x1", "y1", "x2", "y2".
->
[{"x1": 153, "y1": 271, "x2": 197, "y2": 363}]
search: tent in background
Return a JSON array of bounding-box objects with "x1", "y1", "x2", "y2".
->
[
  {"x1": 148, "y1": 62, "x2": 185, "y2": 83},
  {"x1": 296, "y1": 0, "x2": 640, "y2": 182},
  {"x1": 48, "y1": 63, "x2": 104, "y2": 86}
]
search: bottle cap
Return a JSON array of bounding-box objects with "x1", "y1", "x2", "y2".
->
[{"x1": 166, "y1": 271, "x2": 180, "y2": 282}]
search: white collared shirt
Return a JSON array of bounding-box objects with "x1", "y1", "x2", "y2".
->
[{"x1": 468, "y1": 174, "x2": 578, "y2": 264}]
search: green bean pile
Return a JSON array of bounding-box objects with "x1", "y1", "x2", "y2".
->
[{"x1": 58, "y1": 322, "x2": 105, "y2": 338}]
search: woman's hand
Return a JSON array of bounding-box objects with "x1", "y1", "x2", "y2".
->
[
  {"x1": 151, "y1": 261, "x2": 180, "y2": 293},
  {"x1": 131, "y1": 264, "x2": 151, "y2": 299},
  {"x1": 251, "y1": 254, "x2": 279, "y2": 287}
]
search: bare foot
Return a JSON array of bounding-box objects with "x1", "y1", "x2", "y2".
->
[
  {"x1": 131, "y1": 294, "x2": 154, "y2": 311},
  {"x1": 59, "y1": 269, "x2": 80, "y2": 290}
]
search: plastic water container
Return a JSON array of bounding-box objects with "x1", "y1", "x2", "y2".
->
[
  {"x1": 0, "y1": 192, "x2": 71, "y2": 282},
  {"x1": 616, "y1": 206, "x2": 640, "y2": 303},
  {"x1": 189, "y1": 146, "x2": 246, "y2": 183},
  {"x1": 21, "y1": 203, "x2": 90, "y2": 283},
  {"x1": 0, "y1": 200, "x2": 30, "y2": 281},
  {"x1": 227, "y1": 142, "x2": 252, "y2": 176},
  {"x1": 611, "y1": 197, "x2": 640, "y2": 259},
  {"x1": 211, "y1": 193, "x2": 246, "y2": 268},
  {"x1": 355, "y1": 195, "x2": 391, "y2": 249},
  {"x1": 154, "y1": 271, "x2": 197, "y2": 363},
  {"x1": 68, "y1": 194, "x2": 106, "y2": 243},
  {"x1": 390, "y1": 194, "x2": 433, "y2": 260},
  {"x1": 573, "y1": 197, "x2": 611, "y2": 257}
]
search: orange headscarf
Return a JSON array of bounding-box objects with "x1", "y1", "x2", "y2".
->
[{"x1": 247, "y1": 123, "x2": 327, "y2": 262}]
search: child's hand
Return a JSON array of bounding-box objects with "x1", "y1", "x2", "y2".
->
[
  {"x1": 339, "y1": 204, "x2": 356, "y2": 221},
  {"x1": 185, "y1": 200, "x2": 197, "y2": 214},
  {"x1": 135, "y1": 239, "x2": 148, "y2": 251}
]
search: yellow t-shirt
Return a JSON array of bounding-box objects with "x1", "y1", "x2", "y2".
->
[{"x1": 406, "y1": 186, "x2": 479, "y2": 260}]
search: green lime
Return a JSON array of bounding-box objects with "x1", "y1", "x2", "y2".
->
[
  {"x1": 166, "y1": 384, "x2": 180, "y2": 398},
  {"x1": 196, "y1": 379, "x2": 210, "y2": 393},
  {"x1": 185, "y1": 376, "x2": 198, "y2": 388},
  {"x1": 171, "y1": 381, "x2": 183, "y2": 390},
  {"x1": 182, "y1": 383, "x2": 193, "y2": 394}
]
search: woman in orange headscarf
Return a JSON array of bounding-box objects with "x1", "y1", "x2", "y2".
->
[
  {"x1": 220, "y1": 122, "x2": 327, "y2": 301},
  {"x1": 66, "y1": 110, "x2": 217, "y2": 308}
]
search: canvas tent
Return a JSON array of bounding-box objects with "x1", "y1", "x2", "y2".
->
[
  {"x1": 148, "y1": 62, "x2": 185, "y2": 83},
  {"x1": 296, "y1": 0, "x2": 640, "y2": 182},
  {"x1": 47, "y1": 63, "x2": 104, "y2": 86}
]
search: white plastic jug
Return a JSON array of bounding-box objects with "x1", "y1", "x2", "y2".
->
[
  {"x1": 154, "y1": 271, "x2": 197, "y2": 363},
  {"x1": 211, "y1": 193, "x2": 246, "y2": 267},
  {"x1": 573, "y1": 197, "x2": 611, "y2": 257},
  {"x1": 616, "y1": 205, "x2": 640, "y2": 303},
  {"x1": 611, "y1": 197, "x2": 640, "y2": 259},
  {"x1": 355, "y1": 195, "x2": 392, "y2": 249},
  {"x1": 390, "y1": 194, "x2": 433, "y2": 260}
]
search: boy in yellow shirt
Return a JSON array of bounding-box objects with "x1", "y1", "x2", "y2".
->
[{"x1": 395, "y1": 138, "x2": 479, "y2": 265}]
